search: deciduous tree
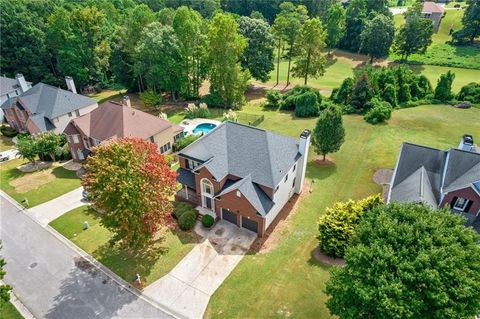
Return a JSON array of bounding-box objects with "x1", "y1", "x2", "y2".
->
[
  {"x1": 360, "y1": 14, "x2": 395, "y2": 63},
  {"x1": 326, "y1": 202, "x2": 480, "y2": 319},
  {"x1": 341, "y1": 0, "x2": 367, "y2": 52},
  {"x1": 83, "y1": 138, "x2": 177, "y2": 249},
  {"x1": 434, "y1": 71, "x2": 456, "y2": 102},
  {"x1": 452, "y1": 0, "x2": 480, "y2": 44},
  {"x1": 312, "y1": 105, "x2": 345, "y2": 160},
  {"x1": 324, "y1": 4, "x2": 346, "y2": 54}
]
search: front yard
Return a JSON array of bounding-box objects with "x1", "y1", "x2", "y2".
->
[
  {"x1": 0, "y1": 159, "x2": 81, "y2": 206},
  {"x1": 49, "y1": 205, "x2": 200, "y2": 286},
  {"x1": 204, "y1": 103, "x2": 480, "y2": 318},
  {"x1": 0, "y1": 299, "x2": 23, "y2": 319}
]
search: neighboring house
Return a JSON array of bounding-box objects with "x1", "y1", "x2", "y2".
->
[
  {"x1": 176, "y1": 121, "x2": 311, "y2": 236},
  {"x1": 388, "y1": 135, "x2": 480, "y2": 232},
  {"x1": 0, "y1": 77, "x2": 97, "y2": 135},
  {"x1": 0, "y1": 74, "x2": 32, "y2": 122},
  {"x1": 63, "y1": 96, "x2": 184, "y2": 161},
  {"x1": 422, "y1": 1, "x2": 445, "y2": 32}
]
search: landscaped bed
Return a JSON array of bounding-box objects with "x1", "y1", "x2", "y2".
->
[
  {"x1": 0, "y1": 159, "x2": 81, "y2": 206},
  {"x1": 49, "y1": 205, "x2": 201, "y2": 286},
  {"x1": 204, "y1": 103, "x2": 480, "y2": 319}
]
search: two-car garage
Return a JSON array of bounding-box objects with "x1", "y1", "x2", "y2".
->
[{"x1": 221, "y1": 208, "x2": 259, "y2": 234}]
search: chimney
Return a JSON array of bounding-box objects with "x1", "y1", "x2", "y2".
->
[
  {"x1": 295, "y1": 129, "x2": 311, "y2": 194},
  {"x1": 65, "y1": 76, "x2": 77, "y2": 94},
  {"x1": 15, "y1": 74, "x2": 29, "y2": 93},
  {"x1": 458, "y1": 134, "x2": 475, "y2": 152},
  {"x1": 122, "y1": 95, "x2": 131, "y2": 108}
]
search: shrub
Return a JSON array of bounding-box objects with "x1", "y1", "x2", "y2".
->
[
  {"x1": 172, "y1": 202, "x2": 193, "y2": 219},
  {"x1": 434, "y1": 71, "x2": 455, "y2": 102},
  {"x1": 332, "y1": 77, "x2": 354, "y2": 105},
  {"x1": 457, "y1": 82, "x2": 480, "y2": 104},
  {"x1": 265, "y1": 90, "x2": 282, "y2": 108},
  {"x1": 317, "y1": 194, "x2": 383, "y2": 258},
  {"x1": 185, "y1": 103, "x2": 211, "y2": 119},
  {"x1": 0, "y1": 125, "x2": 18, "y2": 137},
  {"x1": 139, "y1": 90, "x2": 163, "y2": 109},
  {"x1": 350, "y1": 73, "x2": 374, "y2": 112},
  {"x1": 173, "y1": 134, "x2": 199, "y2": 152},
  {"x1": 280, "y1": 86, "x2": 322, "y2": 112},
  {"x1": 295, "y1": 91, "x2": 320, "y2": 117},
  {"x1": 202, "y1": 214, "x2": 214, "y2": 228},
  {"x1": 178, "y1": 210, "x2": 197, "y2": 230},
  {"x1": 364, "y1": 100, "x2": 393, "y2": 124},
  {"x1": 381, "y1": 83, "x2": 397, "y2": 107},
  {"x1": 222, "y1": 109, "x2": 238, "y2": 122}
]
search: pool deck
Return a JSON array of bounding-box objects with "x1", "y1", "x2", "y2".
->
[{"x1": 180, "y1": 118, "x2": 221, "y2": 135}]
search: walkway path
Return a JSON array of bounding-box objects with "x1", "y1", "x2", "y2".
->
[
  {"x1": 29, "y1": 187, "x2": 85, "y2": 226},
  {"x1": 0, "y1": 192, "x2": 177, "y2": 319},
  {"x1": 144, "y1": 221, "x2": 256, "y2": 318}
]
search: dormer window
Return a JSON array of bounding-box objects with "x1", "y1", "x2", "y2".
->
[{"x1": 453, "y1": 197, "x2": 469, "y2": 212}]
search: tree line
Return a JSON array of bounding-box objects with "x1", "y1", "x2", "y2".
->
[{"x1": 1, "y1": 0, "x2": 478, "y2": 109}]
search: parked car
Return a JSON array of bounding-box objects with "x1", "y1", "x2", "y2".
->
[
  {"x1": 0, "y1": 151, "x2": 19, "y2": 162},
  {"x1": 0, "y1": 154, "x2": 9, "y2": 162}
]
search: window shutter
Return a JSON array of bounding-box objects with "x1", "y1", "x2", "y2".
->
[
  {"x1": 450, "y1": 196, "x2": 458, "y2": 209},
  {"x1": 464, "y1": 200, "x2": 473, "y2": 213}
]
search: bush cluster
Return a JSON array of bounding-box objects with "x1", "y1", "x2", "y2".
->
[
  {"x1": 266, "y1": 86, "x2": 323, "y2": 118},
  {"x1": 0, "y1": 125, "x2": 18, "y2": 137},
  {"x1": 222, "y1": 109, "x2": 238, "y2": 122},
  {"x1": 173, "y1": 134, "x2": 199, "y2": 152},
  {"x1": 173, "y1": 202, "x2": 198, "y2": 230},
  {"x1": 184, "y1": 103, "x2": 210, "y2": 119},
  {"x1": 457, "y1": 82, "x2": 480, "y2": 104},
  {"x1": 317, "y1": 194, "x2": 383, "y2": 258},
  {"x1": 363, "y1": 99, "x2": 393, "y2": 124},
  {"x1": 139, "y1": 90, "x2": 163, "y2": 109},
  {"x1": 16, "y1": 132, "x2": 69, "y2": 162}
]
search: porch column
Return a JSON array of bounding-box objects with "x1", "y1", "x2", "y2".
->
[{"x1": 185, "y1": 185, "x2": 189, "y2": 200}]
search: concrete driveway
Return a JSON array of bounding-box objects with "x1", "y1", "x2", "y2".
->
[
  {"x1": 29, "y1": 187, "x2": 85, "y2": 226},
  {"x1": 144, "y1": 220, "x2": 256, "y2": 318}
]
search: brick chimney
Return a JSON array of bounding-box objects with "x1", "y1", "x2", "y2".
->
[
  {"x1": 15, "y1": 74, "x2": 29, "y2": 93},
  {"x1": 295, "y1": 129, "x2": 311, "y2": 194},
  {"x1": 65, "y1": 76, "x2": 77, "y2": 94},
  {"x1": 122, "y1": 95, "x2": 131, "y2": 108}
]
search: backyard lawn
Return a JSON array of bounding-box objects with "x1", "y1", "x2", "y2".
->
[
  {"x1": 49, "y1": 205, "x2": 200, "y2": 286},
  {"x1": 204, "y1": 103, "x2": 480, "y2": 318},
  {"x1": 0, "y1": 159, "x2": 81, "y2": 206},
  {"x1": 0, "y1": 136, "x2": 14, "y2": 152},
  {"x1": 0, "y1": 300, "x2": 23, "y2": 319}
]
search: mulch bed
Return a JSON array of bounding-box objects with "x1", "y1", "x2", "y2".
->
[{"x1": 311, "y1": 247, "x2": 345, "y2": 267}]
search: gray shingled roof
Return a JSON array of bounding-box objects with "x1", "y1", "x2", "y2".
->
[
  {"x1": 177, "y1": 168, "x2": 196, "y2": 189},
  {"x1": 28, "y1": 113, "x2": 55, "y2": 132},
  {"x1": 216, "y1": 175, "x2": 275, "y2": 216},
  {"x1": 180, "y1": 121, "x2": 301, "y2": 189},
  {"x1": 390, "y1": 166, "x2": 438, "y2": 208},
  {"x1": 11, "y1": 83, "x2": 96, "y2": 119},
  {"x1": 443, "y1": 149, "x2": 480, "y2": 192},
  {"x1": 0, "y1": 76, "x2": 30, "y2": 96}
]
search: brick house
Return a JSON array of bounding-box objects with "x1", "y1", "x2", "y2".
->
[
  {"x1": 0, "y1": 74, "x2": 32, "y2": 122},
  {"x1": 0, "y1": 77, "x2": 97, "y2": 134},
  {"x1": 63, "y1": 97, "x2": 184, "y2": 161},
  {"x1": 176, "y1": 121, "x2": 311, "y2": 236},
  {"x1": 388, "y1": 135, "x2": 480, "y2": 232}
]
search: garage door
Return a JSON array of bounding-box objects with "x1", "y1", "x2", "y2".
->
[
  {"x1": 222, "y1": 209, "x2": 237, "y2": 225},
  {"x1": 241, "y1": 216, "x2": 258, "y2": 234}
]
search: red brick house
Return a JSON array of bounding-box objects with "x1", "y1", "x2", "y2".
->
[
  {"x1": 388, "y1": 135, "x2": 480, "y2": 232},
  {"x1": 176, "y1": 121, "x2": 311, "y2": 236},
  {"x1": 63, "y1": 97, "x2": 184, "y2": 161}
]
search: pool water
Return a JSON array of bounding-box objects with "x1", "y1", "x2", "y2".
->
[{"x1": 192, "y1": 123, "x2": 217, "y2": 135}]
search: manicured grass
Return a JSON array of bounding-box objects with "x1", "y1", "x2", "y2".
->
[
  {"x1": 0, "y1": 299, "x2": 23, "y2": 319},
  {"x1": 49, "y1": 205, "x2": 200, "y2": 285},
  {"x1": 88, "y1": 89, "x2": 125, "y2": 103},
  {"x1": 0, "y1": 136, "x2": 14, "y2": 152},
  {"x1": 0, "y1": 159, "x2": 81, "y2": 206},
  {"x1": 205, "y1": 104, "x2": 480, "y2": 319},
  {"x1": 410, "y1": 64, "x2": 480, "y2": 92}
]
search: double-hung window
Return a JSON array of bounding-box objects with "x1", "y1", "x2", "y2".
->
[{"x1": 453, "y1": 197, "x2": 469, "y2": 212}]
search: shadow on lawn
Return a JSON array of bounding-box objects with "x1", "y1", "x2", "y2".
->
[{"x1": 52, "y1": 166, "x2": 80, "y2": 180}]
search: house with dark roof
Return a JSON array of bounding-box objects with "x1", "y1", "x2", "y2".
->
[
  {"x1": 422, "y1": 1, "x2": 445, "y2": 32},
  {"x1": 388, "y1": 135, "x2": 480, "y2": 232},
  {"x1": 0, "y1": 77, "x2": 97, "y2": 134},
  {"x1": 176, "y1": 121, "x2": 311, "y2": 236},
  {"x1": 0, "y1": 74, "x2": 32, "y2": 122},
  {"x1": 63, "y1": 96, "x2": 184, "y2": 161}
]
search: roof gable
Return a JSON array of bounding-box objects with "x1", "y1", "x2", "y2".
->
[{"x1": 443, "y1": 149, "x2": 480, "y2": 192}]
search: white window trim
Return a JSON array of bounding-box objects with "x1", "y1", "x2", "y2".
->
[
  {"x1": 453, "y1": 197, "x2": 469, "y2": 211},
  {"x1": 72, "y1": 134, "x2": 79, "y2": 144}
]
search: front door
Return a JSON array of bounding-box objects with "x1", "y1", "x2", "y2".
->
[{"x1": 203, "y1": 196, "x2": 212, "y2": 210}]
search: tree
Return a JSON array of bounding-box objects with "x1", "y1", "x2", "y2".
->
[
  {"x1": 318, "y1": 195, "x2": 382, "y2": 257},
  {"x1": 0, "y1": 242, "x2": 12, "y2": 302},
  {"x1": 350, "y1": 72, "x2": 374, "y2": 111},
  {"x1": 324, "y1": 4, "x2": 346, "y2": 54},
  {"x1": 452, "y1": 0, "x2": 480, "y2": 44},
  {"x1": 332, "y1": 77, "x2": 354, "y2": 105},
  {"x1": 291, "y1": 18, "x2": 327, "y2": 85},
  {"x1": 238, "y1": 16, "x2": 275, "y2": 82},
  {"x1": 206, "y1": 13, "x2": 249, "y2": 109},
  {"x1": 326, "y1": 202, "x2": 480, "y2": 319},
  {"x1": 434, "y1": 71, "x2": 456, "y2": 102},
  {"x1": 294, "y1": 91, "x2": 321, "y2": 117},
  {"x1": 360, "y1": 14, "x2": 395, "y2": 63},
  {"x1": 312, "y1": 105, "x2": 345, "y2": 160},
  {"x1": 35, "y1": 132, "x2": 67, "y2": 162},
  {"x1": 272, "y1": 2, "x2": 308, "y2": 86},
  {"x1": 341, "y1": 0, "x2": 367, "y2": 52},
  {"x1": 17, "y1": 135, "x2": 38, "y2": 164},
  {"x1": 394, "y1": 2, "x2": 434, "y2": 61},
  {"x1": 135, "y1": 22, "x2": 183, "y2": 98},
  {"x1": 306, "y1": 0, "x2": 337, "y2": 18},
  {"x1": 173, "y1": 6, "x2": 207, "y2": 98},
  {"x1": 83, "y1": 138, "x2": 177, "y2": 249},
  {"x1": 457, "y1": 82, "x2": 480, "y2": 103}
]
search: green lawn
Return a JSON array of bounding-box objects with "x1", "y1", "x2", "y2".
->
[
  {"x1": 0, "y1": 299, "x2": 23, "y2": 319},
  {"x1": 0, "y1": 159, "x2": 81, "y2": 206},
  {"x1": 205, "y1": 104, "x2": 480, "y2": 319},
  {"x1": 0, "y1": 136, "x2": 14, "y2": 152},
  {"x1": 49, "y1": 205, "x2": 200, "y2": 285}
]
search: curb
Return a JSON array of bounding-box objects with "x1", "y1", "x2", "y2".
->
[
  {"x1": 0, "y1": 281, "x2": 36, "y2": 319},
  {"x1": 0, "y1": 191, "x2": 185, "y2": 319}
]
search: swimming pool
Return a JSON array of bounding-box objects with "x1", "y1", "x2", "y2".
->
[{"x1": 192, "y1": 123, "x2": 217, "y2": 135}]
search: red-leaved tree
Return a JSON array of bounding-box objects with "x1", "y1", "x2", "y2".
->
[{"x1": 82, "y1": 138, "x2": 177, "y2": 249}]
